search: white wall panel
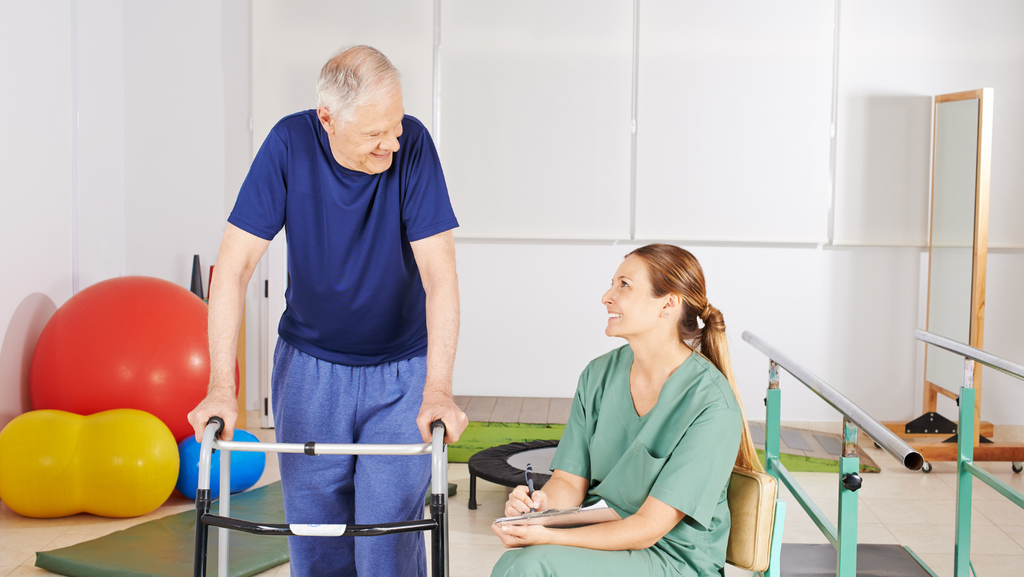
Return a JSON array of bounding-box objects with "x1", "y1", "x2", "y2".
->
[
  {"x1": 0, "y1": 1, "x2": 74, "y2": 427},
  {"x1": 453, "y1": 241, "x2": 925, "y2": 423},
  {"x1": 836, "y1": 0, "x2": 1024, "y2": 246},
  {"x1": 77, "y1": 0, "x2": 126, "y2": 291},
  {"x1": 441, "y1": 1, "x2": 633, "y2": 239},
  {"x1": 252, "y1": 0, "x2": 434, "y2": 148},
  {"x1": 122, "y1": 2, "x2": 245, "y2": 286},
  {"x1": 636, "y1": 0, "x2": 834, "y2": 243}
]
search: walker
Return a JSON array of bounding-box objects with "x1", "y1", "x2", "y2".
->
[{"x1": 193, "y1": 417, "x2": 449, "y2": 577}]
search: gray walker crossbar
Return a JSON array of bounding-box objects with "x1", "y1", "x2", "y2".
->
[{"x1": 193, "y1": 417, "x2": 449, "y2": 577}]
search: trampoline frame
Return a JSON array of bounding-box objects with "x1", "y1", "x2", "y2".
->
[{"x1": 192, "y1": 418, "x2": 449, "y2": 577}]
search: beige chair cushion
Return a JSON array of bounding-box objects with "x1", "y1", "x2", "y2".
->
[{"x1": 726, "y1": 466, "x2": 778, "y2": 572}]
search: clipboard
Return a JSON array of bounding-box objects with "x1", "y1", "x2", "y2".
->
[{"x1": 493, "y1": 499, "x2": 622, "y2": 528}]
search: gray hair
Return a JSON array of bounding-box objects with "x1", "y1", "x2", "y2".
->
[{"x1": 316, "y1": 45, "x2": 402, "y2": 124}]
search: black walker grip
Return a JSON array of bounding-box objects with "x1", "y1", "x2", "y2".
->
[
  {"x1": 207, "y1": 416, "x2": 225, "y2": 438},
  {"x1": 430, "y1": 419, "x2": 446, "y2": 436}
]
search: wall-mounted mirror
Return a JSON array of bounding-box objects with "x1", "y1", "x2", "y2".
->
[{"x1": 922, "y1": 88, "x2": 993, "y2": 438}]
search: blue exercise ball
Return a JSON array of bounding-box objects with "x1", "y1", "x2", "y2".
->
[{"x1": 175, "y1": 429, "x2": 265, "y2": 500}]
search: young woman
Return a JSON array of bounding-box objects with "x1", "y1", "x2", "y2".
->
[{"x1": 491, "y1": 244, "x2": 761, "y2": 577}]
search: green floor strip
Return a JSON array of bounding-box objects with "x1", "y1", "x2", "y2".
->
[
  {"x1": 36, "y1": 482, "x2": 288, "y2": 577},
  {"x1": 449, "y1": 422, "x2": 879, "y2": 473},
  {"x1": 448, "y1": 422, "x2": 565, "y2": 462},
  {"x1": 756, "y1": 449, "x2": 880, "y2": 474}
]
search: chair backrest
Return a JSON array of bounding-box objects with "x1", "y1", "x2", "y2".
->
[{"x1": 726, "y1": 466, "x2": 779, "y2": 573}]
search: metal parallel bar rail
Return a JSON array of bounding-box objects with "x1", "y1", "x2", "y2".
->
[
  {"x1": 914, "y1": 330, "x2": 1024, "y2": 577},
  {"x1": 743, "y1": 331, "x2": 924, "y2": 577},
  {"x1": 743, "y1": 331, "x2": 923, "y2": 472},
  {"x1": 914, "y1": 329, "x2": 1024, "y2": 380},
  {"x1": 193, "y1": 418, "x2": 449, "y2": 577}
]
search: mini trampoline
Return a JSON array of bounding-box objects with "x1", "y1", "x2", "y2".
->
[{"x1": 466, "y1": 439, "x2": 559, "y2": 509}]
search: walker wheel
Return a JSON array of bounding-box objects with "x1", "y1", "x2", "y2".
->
[
  {"x1": 921, "y1": 462, "x2": 932, "y2": 474},
  {"x1": 1012, "y1": 462, "x2": 1023, "y2": 474}
]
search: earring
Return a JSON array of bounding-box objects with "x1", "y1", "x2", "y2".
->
[{"x1": 662, "y1": 312, "x2": 669, "y2": 318}]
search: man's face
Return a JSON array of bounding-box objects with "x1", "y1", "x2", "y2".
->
[{"x1": 317, "y1": 87, "x2": 404, "y2": 175}]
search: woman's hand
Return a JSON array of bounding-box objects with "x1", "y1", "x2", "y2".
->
[
  {"x1": 492, "y1": 521, "x2": 551, "y2": 548},
  {"x1": 505, "y1": 485, "x2": 548, "y2": 517}
]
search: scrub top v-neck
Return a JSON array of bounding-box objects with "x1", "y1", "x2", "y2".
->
[{"x1": 546, "y1": 344, "x2": 744, "y2": 576}]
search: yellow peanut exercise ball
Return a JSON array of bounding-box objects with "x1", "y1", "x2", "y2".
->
[{"x1": 0, "y1": 409, "x2": 179, "y2": 518}]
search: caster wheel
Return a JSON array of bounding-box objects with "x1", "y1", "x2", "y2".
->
[
  {"x1": 921, "y1": 462, "x2": 932, "y2": 474},
  {"x1": 1013, "y1": 462, "x2": 1023, "y2": 474}
]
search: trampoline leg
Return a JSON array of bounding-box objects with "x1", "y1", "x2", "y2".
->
[
  {"x1": 468, "y1": 473, "x2": 477, "y2": 510},
  {"x1": 193, "y1": 489, "x2": 211, "y2": 577}
]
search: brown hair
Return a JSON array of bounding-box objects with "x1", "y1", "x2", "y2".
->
[{"x1": 627, "y1": 244, "x2": 763, "y2": 473}]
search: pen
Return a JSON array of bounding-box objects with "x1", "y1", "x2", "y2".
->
[{"x1": 525, "y1": 463, "x2": 536, "y2": 513}]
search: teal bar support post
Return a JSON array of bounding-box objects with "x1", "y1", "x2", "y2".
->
[
  {"x1": 837, "y1": 419, "x2": 860, "y2": 577},
  {"x1": 954, "y1": 383, "x2": 975, "y2": 577},
  {"x1": 765, "y1": 360, "x2": 781, "y2": 480},
  {"x1": 760, "y1": 501, "x2": 786, "y2": 577}
]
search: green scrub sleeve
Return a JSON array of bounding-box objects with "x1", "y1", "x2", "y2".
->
[
  {"x1": 548, "y1": 369, "x2": 593, "y2": 480},
  {"x1": 648, "y1": 405, "x2": 741, "y2": 529}
]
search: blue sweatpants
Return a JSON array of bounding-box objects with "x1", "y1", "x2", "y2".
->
[{"x1": 271, "y1": 339, "x2": 431, "y2": 577}]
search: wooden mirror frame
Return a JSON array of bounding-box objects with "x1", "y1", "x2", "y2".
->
[{"x1": 922, "y1": 88, "x2": 993, "y2": 444}]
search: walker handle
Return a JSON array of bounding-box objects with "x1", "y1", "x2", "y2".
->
[
  {"x1": 207, "y1": 416, "x2": 225, "y2": 439},
  {"x1": 430, "y1": 419, "x2": 446, "y2": 438}
]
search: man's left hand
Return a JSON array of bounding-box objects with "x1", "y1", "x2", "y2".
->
[{"x1": 417, "y1": 388, "x2": 469, "y2": 444}]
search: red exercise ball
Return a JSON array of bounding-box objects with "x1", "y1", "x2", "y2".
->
[{"x1": 29, "y1": 276, "x2": 236, "y2": 442}]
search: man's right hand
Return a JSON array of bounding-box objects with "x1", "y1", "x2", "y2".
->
[{"x1": 187, "y1": 386, "x2": 239, "y2": 442}]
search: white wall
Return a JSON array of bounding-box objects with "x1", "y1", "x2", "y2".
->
[
  {"x1": 0, "y1": 0, "x2": 253, "y2": 428},
  {"x1": 2, "y1": 1, "x2": 1022, "y2": 431},
  {"x1": 122, "y1": 2, "x2": 250, "y2": 285},
  {"x1": 453, "y1": 242, "x2": 926, "y2": 423},
  {"x1": 0, "y1": 2, "x2": 74, "y2": 429}
]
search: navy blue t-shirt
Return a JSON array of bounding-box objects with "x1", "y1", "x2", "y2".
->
[{"x1": 228, "y1": 110, "x2": 458, "y2": 366}]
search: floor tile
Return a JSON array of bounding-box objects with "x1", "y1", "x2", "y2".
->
[
  {"x1": 546, "y1": 398, "x2": 572, "y2": 425},
  {"x1": 969, "y1": 554, "x2": 1024, "y2": 577},
  {"x1": 464, "y1": 396, "x2": 498, "y2": 422},
  {"x1": 885, "y1": 523, "x2": 1023, "y2": 555},
  {"x1": 518, "y1": 398, "x2": 550, "y2": 424},
  {"x1": 489, "y1": 397, "x2": 524, "y2": 423}
]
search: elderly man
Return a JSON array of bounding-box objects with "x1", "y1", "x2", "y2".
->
[{"x1": 188, "y1": 45, "x2": 468, "y2": 576}]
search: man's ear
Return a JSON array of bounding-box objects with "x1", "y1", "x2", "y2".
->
[{"x1": 316, "y1": 107, "x2": 336, "y2": 134}]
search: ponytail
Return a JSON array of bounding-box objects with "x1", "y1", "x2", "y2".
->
[{"x1": 698, "y1": 303, "x2": 763, "y2": 473}]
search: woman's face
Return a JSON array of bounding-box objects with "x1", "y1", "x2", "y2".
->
[{"x1": 601, "y1": 255, "x2": 672, "y2": 339}]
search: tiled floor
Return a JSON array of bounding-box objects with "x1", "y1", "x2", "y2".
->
[{"x1": 3, "y1": 418, "x2": 1024, "y2": 576}]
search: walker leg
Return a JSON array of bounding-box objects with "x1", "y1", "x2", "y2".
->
[
  {"x1": 430, "y1": 492, "x2": 447, "y2": 577},
  {"x1": 193, "y1": 489, "x2": 211, "y2": 577}
]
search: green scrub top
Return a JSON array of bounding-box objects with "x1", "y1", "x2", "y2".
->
[{"x1": 520, "y1": 344, "x2": 742, "y2": 576}]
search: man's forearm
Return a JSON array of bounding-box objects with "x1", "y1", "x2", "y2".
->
[
  {"x1": 207, "y1": 270, "x2": 247, "y2": 393},
  {"x1": 422, "y1": 276, "x2": 459, "y2": 393}
]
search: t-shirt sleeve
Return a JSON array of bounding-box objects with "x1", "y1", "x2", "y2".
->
[
  {"x1": 649, "y1": 405, "x2": 741, "y2": 530},
  {"x1": 227, "y1": 129, "x2": 288, "y2": 241},
  {"x1": 398, "y1": 119, "x2": 459, "y2": 242},
  {"x1": 548, "y1": 368, "x2": 592, "y2": 480}
]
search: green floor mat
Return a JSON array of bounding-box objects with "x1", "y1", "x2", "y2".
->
[
  {"x1": 757, "y1": 449, "x2": 880, "y2": 474},
  {"x1": 448, "y1": 422, "x2": 565, "y2": 462},
  {"x1": 36, "y1": 482, "x2": 288, "y2": 577},
  {"x1": 448, "y1": 421, "x2": 879, "y2": 474}
]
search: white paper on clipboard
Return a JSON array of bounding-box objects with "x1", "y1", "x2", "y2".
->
[{"x1": 494, "y1": 500, "x2": 622, "y2": 528}]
